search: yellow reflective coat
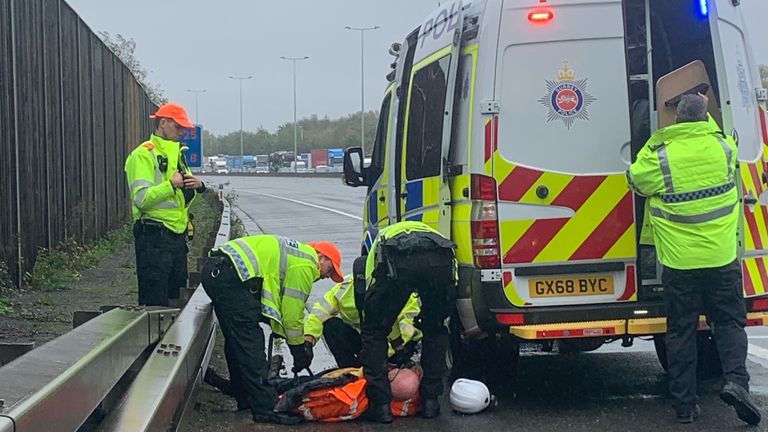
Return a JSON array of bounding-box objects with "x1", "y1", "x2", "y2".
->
[
  {"x1": 627, "y1": 115, "x2": 739, "y2": 269},
  {"x1": 212, "y1": 235, "x2": 320, "y2": 345},
  {"x1": 304, "y1": 275, "x2": 422, "y2": 355},
  {"x1": 124, "y1": 134, "x2": 195, "y2": 234}
]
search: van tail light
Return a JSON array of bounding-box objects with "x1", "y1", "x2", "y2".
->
[
  {"x1": 496, "y1": 313, "x2": 525, "y2": 325},
  {"x1": 752, "y1": 298, "x2": 768, "y2": 312},
  {"x1": 470, "y1": 174, "x2": 501, "y2": 269}
]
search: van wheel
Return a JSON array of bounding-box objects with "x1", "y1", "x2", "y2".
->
[
  {"x1": 653, "y1": 332, "x2": 722, "y2": 377},
  {"x1": 448, "y1": 312, "x2": 518, "y2": 394}
]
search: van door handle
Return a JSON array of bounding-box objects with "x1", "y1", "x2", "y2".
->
[
  {"x1": 400, "y1": 192, "x2": 408, "y2": 199},
  {"x1": 379, "y1": 196, "x2": 385, "y2": 202},
  {"x1": 744, "y1": 195, "x2": 758, "y2": 205}
]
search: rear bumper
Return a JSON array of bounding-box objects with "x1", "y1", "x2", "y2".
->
[
  {"x1": 507, "y1": 312, "x2": 768, "y2": 340},
  {"x1": 458, "y1": 265, "x2": 768, "y2": 339}
]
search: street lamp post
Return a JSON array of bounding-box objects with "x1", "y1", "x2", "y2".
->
[
  {"x1": 185, "y1": 88, "x2": 207, "y2": 124},
  {"x1": 280, "y1": 56, "x2": 309, "y2": 173},
  {"x1": 228, "y1": 75, "x2": 253, "y2": 161},
  {"x1": 345, "y1": 25, "x2": 380, "y2": 158}
]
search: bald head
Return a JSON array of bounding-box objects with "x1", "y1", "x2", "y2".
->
[{"x1": 676, "y1": 94, "x2": 708, "y2": 123}]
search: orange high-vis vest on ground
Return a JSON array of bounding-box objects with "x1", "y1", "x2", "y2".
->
[
  {"x1": 291, "y1": 374, "x2": 421, "y2": 421},
  {"x1": 292, "y1": 378, "x2": 368, "y2": 422}
]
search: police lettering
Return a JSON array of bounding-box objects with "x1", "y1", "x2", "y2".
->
[{"x1": 420, "y1": 1, "x2": 462, "y2": 47}]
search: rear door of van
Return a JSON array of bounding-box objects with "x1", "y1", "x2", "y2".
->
[
  {"x1": 712, "y1": 0, "x2": 768, "y2": 298},
  {"x1": 492, "y1": 0, "x2": 637, "y2": 308}
]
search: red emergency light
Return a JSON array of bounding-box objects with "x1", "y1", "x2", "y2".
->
[{"x1": 528, "y1": 9, "x2": 554, "y2": 23}]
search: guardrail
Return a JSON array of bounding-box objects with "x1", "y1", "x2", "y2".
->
[
  {"x1": 0, "y1": 306, "x2": 177, "y2": 432},
  {"x1": 98, "y1": 199, "x2": 231, "y2": 431},
  {"x1": 0, "y1": 195, "x2": 231, "y2": 432}
]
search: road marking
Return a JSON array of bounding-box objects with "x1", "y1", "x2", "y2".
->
[
  {"x1": 748, "y1": 343, "x2": 768, "y2": 369},
  {"x1": 239, "y1": 191, "x2": 363, "y2": 221},
  {"x1": 749, "y1": 336, "x2": 768, "y2": 340}
]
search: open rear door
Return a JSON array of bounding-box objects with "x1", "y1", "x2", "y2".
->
[
  {"x1": 711, "y1": 0, "x2": 768, "y2": 298},
  {"x1": 396, "y1": 1, "x2": 464, "y2": 238}
]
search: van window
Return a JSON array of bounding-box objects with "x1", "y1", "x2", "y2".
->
[
  {"x1": 405, "y1": 55, "x2": 451, "y2": 180},
  {"x1": 368, "y1": 93, "x2": 392, "y2": 186}
]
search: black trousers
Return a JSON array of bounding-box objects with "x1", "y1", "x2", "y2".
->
[
  {"x1": 201, "y1": 256, "x2": 277, "y2": 414},
  {"x1": 361, "y1": 249, "x2": 455, "y2": 407},
  {"x1": 133, "y1": 221, "x2": 188, "y2": 306},
  {"x1": 324, "y1": 317, "x2": 363, "y2": 368},
  {"x1": 663, "y1": 260, "x2": 750, "y2": 411}
]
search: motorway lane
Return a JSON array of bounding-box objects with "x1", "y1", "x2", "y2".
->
[{"x1": 201, "y1": 176, "x2": 768, "y2": 431}]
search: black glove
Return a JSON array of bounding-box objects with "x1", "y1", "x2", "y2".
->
[
  {"x1": 389, "y1": 341, "x2": 417, "y2": 367},
  {"x1": 289, "y1": 341, "x2": 314, "y2": 373}
]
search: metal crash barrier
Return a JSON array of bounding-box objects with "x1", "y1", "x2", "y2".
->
[
  {"x1": 98, "y1": 199, "x2": 230, "y2": 431},
  {"x1": 0, "y1": 306, "x2": 177, "y2": 432},
  {"x1": 0, "y1": 196, "x2": 230, "y2": 432}
]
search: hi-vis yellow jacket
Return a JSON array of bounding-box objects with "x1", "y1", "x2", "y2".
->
[
  {"x1": 304, "y1": 275, "x2": 422, "y2": 355},
  {"x1": 365, "y1": 221, "x2": 458, "y2": 285},
  {"x1": 627, "y1": 115, "x2": 739, "y2": 270},
  {"x1": 124, "y1": 134, "x2": 195, "y2": 234},
  {"x1": 212, "y1": 235, "x2": 320, "y2": 346}
]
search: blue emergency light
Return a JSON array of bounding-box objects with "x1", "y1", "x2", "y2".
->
[{"x1": 698, "y1": 0, "x2": 709, "y2": 17}]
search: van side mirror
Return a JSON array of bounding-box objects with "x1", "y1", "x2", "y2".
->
[{"x1": 343, "y1": 147, "x2": 368, "y2": 188}]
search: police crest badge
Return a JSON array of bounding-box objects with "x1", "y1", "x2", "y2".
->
[{"x1": 538, "y1": 61, "x2": 596, "y2": 130}]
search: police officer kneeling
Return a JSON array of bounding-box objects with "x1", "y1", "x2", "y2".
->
[
  {"x1": 201, "y1": 235, "x2": 343, "y2": 425},
  {"x1": 358, "y1": 221, "x2": 457, "y2": 423},
  {"x1": 628, "y1": 93, "x2": 760, "y2": 425}
]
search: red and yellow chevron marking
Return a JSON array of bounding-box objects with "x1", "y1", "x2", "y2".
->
[
  {"x1": 742, "y1": 256, "x2": 768, "y2": 297},
  {"x1": 741, "y1": 159, "x2": 768, "y2": 252},
  {"x1": 494, "y1": 160, "x2": 635, "y2": 264},
  {"x1": 484, "y1": 117, "x2": 498, "y2": 175}
]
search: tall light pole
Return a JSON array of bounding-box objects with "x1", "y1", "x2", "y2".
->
[
  {"x1": 280, "y1": 56, "x2": 309, "y2": 172},
  {"x1": 345, "y1": 25, "x2": 380, "y2": 157},
  {"x1": 228, "y1": 75, "x2": 252, "y2": 160},
  {"x1": 186, "y1": 88, "x2": 206, "y2": 124}
]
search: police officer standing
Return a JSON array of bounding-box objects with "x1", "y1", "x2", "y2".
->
[
  {"x1": 358, "y1": 221, "x2": 457, "y2": 423},
  {"x1": 628, "y1": 94, "x2": 761, "y2": 425},
  {"x1": 125, "y1": 103, "x2": 205, "y2": 307},
  {"x1": 201, "y1": 235, "x2": 343, "y2": 425}
]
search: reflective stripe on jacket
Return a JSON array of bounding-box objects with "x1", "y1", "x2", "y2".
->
[
  {"x1": 364, "y1": 221, "x2": 458, "y2": 286},
  {"x1": 627, "y1": 115, "x2": 739, "y2": 269},
  {"x1": 212, "y1": 234, "x2": 320, "y2": 345},
  {"x1": 304, "y1": 275, "x2": 422, "y2": 355},
  {"x1": 124, "y1": 134, "x2": 195, "y2": 233}
]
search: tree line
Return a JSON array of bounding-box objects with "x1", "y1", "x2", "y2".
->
[{"x1": 203, "y1": 111, "x2": 380, "y2": 156}]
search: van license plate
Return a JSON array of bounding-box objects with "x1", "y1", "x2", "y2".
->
[{"x1": 529, "y1": 275, "x2": 614, "y2": 298}]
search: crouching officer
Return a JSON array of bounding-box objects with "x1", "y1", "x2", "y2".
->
[
  {"x1": 201, "y1": 236, "x2": 343, "y2": 425},
  {"x1": 359, "y1": 221, "x2": 457, "y2": 423},
  {"x1": 303, "y1": 267, "x2": 422, "y2": 369}
]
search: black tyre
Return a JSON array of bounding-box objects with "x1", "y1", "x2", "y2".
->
[
  {"x1": 653, "y1": 332, "x2": 722, "y2": 377},
  {"x1": 448, "y1": 310, "x2": 519, "y2": 393}
]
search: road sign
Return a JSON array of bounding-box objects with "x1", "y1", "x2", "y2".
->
[{"x1": 180, "y1": 125, "x2": 203, "y2": 168}]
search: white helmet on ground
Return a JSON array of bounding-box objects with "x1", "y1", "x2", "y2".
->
[{"x1": 449, "y1": 379, "x2": 491, "y2": 414}]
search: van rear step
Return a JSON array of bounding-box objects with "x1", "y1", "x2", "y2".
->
[{"x1": 509, "y1": 312, "x2": 768, "y2": 340}]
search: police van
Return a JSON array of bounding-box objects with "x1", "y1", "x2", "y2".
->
[{"x1": 342, "y1": 0, "x2": 768, "y2": 375}]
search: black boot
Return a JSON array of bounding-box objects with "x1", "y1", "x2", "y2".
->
[
  {"x1": 252, "y1": 410, "x2": 303, "y2": 425},
  {"x1": 203, "y1": 367, "x2": 234, "y2": 396},
  {"x1": 364, "y1": 403, "x2": 394, "y2": 424},
  {"x1": 720, "y1": 382, "x2": 762, "y2": 425},
  {"x1": 421, "y1": 399, "x2": 441, "y2": 419},
  {"x1": 675, "y1": 404, "x2": 700, "y2": 424}
]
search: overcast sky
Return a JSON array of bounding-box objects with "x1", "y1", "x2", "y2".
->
[{"x1": 65, "y1": 0, "x2": 768, "y2": 136}]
